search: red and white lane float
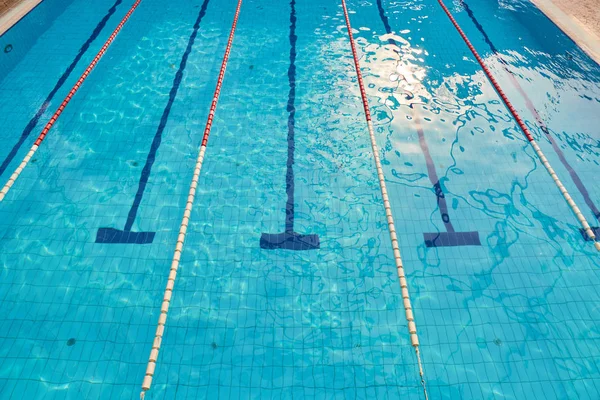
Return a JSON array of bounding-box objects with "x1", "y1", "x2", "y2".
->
[
  {"x1": 0, "y1": 0, "x2": 143, "y2": 202},
  {"x1": 435, "y1": 0, "x2": 600, "y2": 252},
  {"x1": 139, "y1": 0, "x2": 243, "y2": 397},
  {"x1": 340, "y1": 0, "x2": 429, "y2": 399}
]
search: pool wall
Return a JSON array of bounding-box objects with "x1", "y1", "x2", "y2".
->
[
  {"x1": 530, "y1": 0, "x2": 600, "y2": 64},
  {"x1": 0, "y1": 0, "x2": 76, "y2": 77}
]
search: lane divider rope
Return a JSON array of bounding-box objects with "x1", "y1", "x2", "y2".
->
[
  {"x1": 435, "y1": 0, "x2": 600, "y2": 252},
  {"x1": 340, "y1": 1, "x2": 429, "y2": 398},
  {"x1": 139, "y1": 0, "x2": 243, "y2": 397},
  {"x1": 0, "y1": 0, "x2": 143, "y2": 202}
]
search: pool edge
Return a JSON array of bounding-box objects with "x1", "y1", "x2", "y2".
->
[
  {"x1": 529, "y1": 0, "x2": 600, "y2": 65},
  {"x1": 0, "y1": 0, "x2": 44, "y2": 37}
]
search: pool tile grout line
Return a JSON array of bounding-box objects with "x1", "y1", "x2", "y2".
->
[
  {"x1": 0, "y1": 0, "x2": 143, "y2": 202},
  {"x1": 434, "y1": 0, "x2": 600, "y2": 252},
  {"x1": 139, "y1": 0, "x2": 243, "y2": 397},
  {"x1": 340, "y1": 0, "x2": 429, "y2": 398}
]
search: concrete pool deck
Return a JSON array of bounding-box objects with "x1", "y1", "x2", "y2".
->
[{"x1": 531, "y1": 0, "x2": 600, "y2": 64}]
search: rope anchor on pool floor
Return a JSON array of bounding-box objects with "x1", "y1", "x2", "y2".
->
[{"x1": 260, "y1": 0, "x2": 319, "y2": 251}]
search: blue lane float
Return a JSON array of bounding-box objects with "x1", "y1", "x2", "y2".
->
[
  {"x1": 260, "y1": 0, "x2": 319, "y2": 251},
  {"x1": 96, "y1": 0, "x2": 212, "y2": 244}
]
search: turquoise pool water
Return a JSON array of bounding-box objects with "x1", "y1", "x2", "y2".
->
[{"x1": 1, "y1": 0, "x2": 600, "y2": 398}]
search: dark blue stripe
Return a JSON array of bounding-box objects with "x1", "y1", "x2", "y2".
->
[
  {"x1": 458, "y1": 0, "x2": 509, "y2": 67},
  {"x1": 284, "y1": 0, "x2": 297, "y2": 233},
  {"x1": 377, "y1": 1, "x2": 480, "y2": 246},
  {"x1": 458, "y1": 0, "x2": 500, "y2": 54},
  {"x1": 376, "y1": 0, "x2": 397, "y2": 46},
  {"x1": 376, "y1": 2, "x2": 457, "y2": 230},
  {"x1": 0, "y1": 0, "x2": 123, "y2": 176},
  {"x1": 259, "y1": 0, "x2": 319, "y2": 251},
  {"x1": 123, "y1": 0, "x2": 211, "y2": 231},
  {"x1": 412, "y1": 104, "x2": 456, "y2": 233}
]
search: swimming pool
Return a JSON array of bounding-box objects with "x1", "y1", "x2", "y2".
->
[{"x1": 1, "y1": 0, "x2": 599, "y2": 398}]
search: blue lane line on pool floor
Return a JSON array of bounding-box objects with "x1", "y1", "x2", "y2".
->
[
  {"x1": 376, "y1": 1, "x2": 480, "y2": 248},
  {"x1": 458, "y1": 0, "x2": 600, "y2": 240},
  {"x1": 0, "y1": 0, "x2": 123, "y2": 177},
  {"x1": 260, "y1": 0, "x2": 319, "y2": 251},
  {"x1": 96, "y1": 0, "x2": 212, "y2": 244},
  {"x1": 412, "y1": 109, "x2": 481, "y2": 247}
]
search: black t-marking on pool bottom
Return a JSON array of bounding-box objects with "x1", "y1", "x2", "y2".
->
[
  {"x1": 412, "y1": 109, "x2": 481, "y2": 248},
  {"x1": 260, "y1": 0, "x2": 319, "y2": 251},
  {"x1": 375, "y1": 2, "x2": 480, "y2": 248},
  {"x1": 96, "y1": 0, "x2": 212, "y2": 244}
]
